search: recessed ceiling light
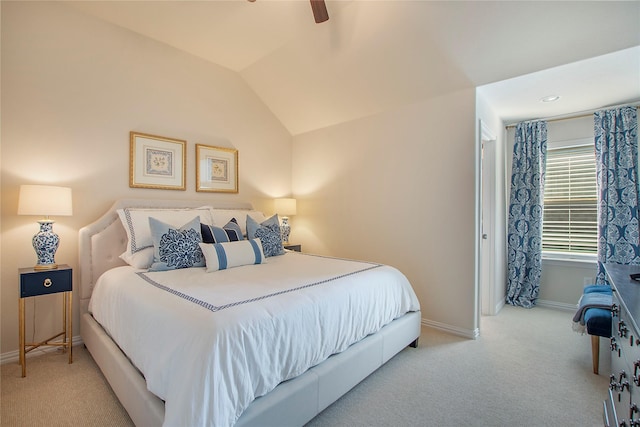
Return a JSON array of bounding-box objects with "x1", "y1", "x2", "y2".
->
[{"x1": 541, "y1": 95, "x2": 560, "y2": 103}]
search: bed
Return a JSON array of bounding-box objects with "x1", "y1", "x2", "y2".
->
[{"x1": 79, "y1": 199, "x2": 421, "y2": 427}]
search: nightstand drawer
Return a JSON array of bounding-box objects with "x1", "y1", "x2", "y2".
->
[{"x1": 20, "y1": 266, "x2": 72, "y2": 297}]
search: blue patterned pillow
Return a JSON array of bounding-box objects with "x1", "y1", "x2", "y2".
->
[
  {"x1": 247, "y1": 214, "x2": 278, "y2": 239},
  {"x1": 201, "y1": 218, "x2": 244, "y2": 244},
  {"x1": 148, "y1": 216, "x2": 205, "y2": 271},
  {"x1": 246, "y1": 214, "x2": 284, "y2": 257}
]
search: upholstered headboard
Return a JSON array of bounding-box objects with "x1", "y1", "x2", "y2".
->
[{"x1": 78, "y1": 199, "x2": 254, "y2": 314}]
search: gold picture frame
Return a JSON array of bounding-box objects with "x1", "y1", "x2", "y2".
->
[
  {"x1": 130, "y1": 132, "x2": 186, "y2": 190},
  {"x1": 196, "y1": 144, "x2": 238, "y2": 193}
]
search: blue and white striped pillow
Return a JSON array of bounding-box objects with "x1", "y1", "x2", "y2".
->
[
  {"x1": 199, "y1": 239, "x2": 265, "y2": 272},
  {"x1": 201, "y1": 218, "x2": 243, "y2": 244}
]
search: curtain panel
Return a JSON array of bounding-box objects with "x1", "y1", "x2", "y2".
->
[
  {"x1": 595, "y1": 106, "x2": 640, "y2": 284},
  {"x1": 506, "y1": 121, "x2": 547, "y2": 308}
]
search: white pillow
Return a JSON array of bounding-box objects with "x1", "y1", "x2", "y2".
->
[
  {"x1": 212, "y1": 209, "x2": 266, "y2": 236},
  {"x1": 117, "y1": 206, "x2": 215, "y2": 268},
  {"x1": 199, "y1": 239, "x2": 266, "y2": 272},
  {"x1": 120, "y1": 247, "x2": 154, "y2": 269}
]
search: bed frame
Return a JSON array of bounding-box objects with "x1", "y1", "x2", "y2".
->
[{"x1": 79, "y1": 199, "x2": 421, "y2": 427}]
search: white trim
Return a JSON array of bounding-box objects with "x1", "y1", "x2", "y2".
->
[
  {"x1": 542, "y1": 252, "x2": 598, "y2": 268},
  {"x1": 474, "y1": 120, "x2": 482, "y2": 336},
  {"x1": 546, "y1": 136, "x2": 592, "y2": 150},
  {"x1": 494, "y1": 296, "x2": 506, "y2": 315},
  {"x1": 536, "y1": 299, "x2": 577, "y2": 312},
  {"x1": 505, "y1": 103, "x2": 640, "y2": 128},
  {"x1": 479, "y1": 119, "x2": 498, "y2": 318},
  {"x1": 1, "y1": 335, "x2": 83, "y2": 365},
  {"x1": 481, "y1": 120, "x2": 497, "y2": 142},
  {"x1": 422, "y1": 318, "x2": 479, "y2": 340}
]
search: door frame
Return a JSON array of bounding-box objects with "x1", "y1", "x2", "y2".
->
[{"x1": 478, "y1": 120, "x2": 497, "y2": 319}]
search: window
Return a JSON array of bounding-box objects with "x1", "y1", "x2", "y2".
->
[{"x1": 542, "y1": 141, "x2": 598, "y2": 255}]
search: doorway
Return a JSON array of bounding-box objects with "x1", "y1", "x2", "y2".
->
[{"x1": 479, "y1": 121, "x2": 497, "y2": 317}]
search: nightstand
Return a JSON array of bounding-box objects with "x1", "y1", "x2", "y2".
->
[
  {"x1": 284, "y1": 243, "x2": 302, "y2": 252},
  {"x1": 19, "y1": 264, "x2": 73, "y2": 377}
]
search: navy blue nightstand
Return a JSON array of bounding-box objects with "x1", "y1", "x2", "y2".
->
[
  {"x1": 284, "y1": 243, "x2": 302, "y2": 252},
  {"x1": 19, "y1": 264, "x2": 73, "y2": 377}
]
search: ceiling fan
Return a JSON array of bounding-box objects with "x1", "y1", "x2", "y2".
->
[
  {"x1": 309, "y1": 0, "x2": 329, "y2": 23},
  {"x1": 247, "y1": 0, "x2": 329, "y2": 24}
]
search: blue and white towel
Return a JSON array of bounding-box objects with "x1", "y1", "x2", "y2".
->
[{"x1": 572, "y1": 292, "x2": 612, "y2": 334}]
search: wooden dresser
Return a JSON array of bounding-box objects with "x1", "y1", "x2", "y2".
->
[{"x1": 604, "y1": 263, "x2": 640, "y2": 426}]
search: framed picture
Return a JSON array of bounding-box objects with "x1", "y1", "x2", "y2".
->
[
  {"x1": 130, "y1": 132, "x2": 186, "y2": 190},
  {"x1": 196, "y1": 144, "x2": 238, "y2": 193}
]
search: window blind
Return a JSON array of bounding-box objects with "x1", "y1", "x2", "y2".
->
[{"x1": 542, "y1": 144, "x2": 598, "y2": 254}]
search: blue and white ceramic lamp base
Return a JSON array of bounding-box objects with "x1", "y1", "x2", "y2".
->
[
  {"x1": 281, "y1": 217, "x2": 291, "y2": 244},
  {"x1": 32, "y1": 220, "x2": 60, "y2": 270}
]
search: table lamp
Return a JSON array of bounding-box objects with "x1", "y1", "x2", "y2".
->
[
  {"x1": 18, "y1": 185, "x2": 73, "y2": 270},
  {"x1": 274, "y1": 198, "x2": 297, "y2": 244}
]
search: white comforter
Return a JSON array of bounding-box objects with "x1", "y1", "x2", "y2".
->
[{"x1": 89, "y1": 252, "x2": 420, "y2": 427}]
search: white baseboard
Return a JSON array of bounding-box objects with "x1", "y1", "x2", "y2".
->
[
  {"x1": 536, "y1": 299, "x2": 576, "y2": 312},
  {"x1": 421, "y1": 298, "x2": 573, "y2": 341},
  {"x1": 1, "y1": 335, "x2": 84, "y2": 365},
  {"x1": 422, "y1": 318, "x2": 479, "y2": 340}
]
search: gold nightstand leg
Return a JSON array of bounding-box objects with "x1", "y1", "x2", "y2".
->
[
  {"x1": 62, "y1": 292, "x2": 67, "y2": 352},
  {"x1": 68, "y1": 291, "x2": 73, "y2": 364},
  {"x1": 19, "y1": 298, "x2": 25, "y2": 377}
]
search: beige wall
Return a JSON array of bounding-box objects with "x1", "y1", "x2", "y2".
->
[
  {"x1": 292, "y1": 88, "x2": 478, "y2": 336},
  {"x1": 1, "y1": 1, "x2": 495, "y2": 357},
  {"x1": 0, "y1": 2, "x2": 292, "y2": 356},
  {"x1": 540, "y1": 260, "x2": 597, "y2": 306}
]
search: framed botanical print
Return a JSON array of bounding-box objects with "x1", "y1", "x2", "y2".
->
[
  {"x1": 196, "y1": 144, "x2": 238, "y2": 193},
  {"x1": 129, "y1": 132, "x2": 186, "y2": 190}
]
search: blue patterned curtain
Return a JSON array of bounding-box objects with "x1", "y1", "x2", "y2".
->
[
  {"x1": 507, "y1": 121, "x2": 547, "y2": 308},
  {"x1": 595, "y1": 106, "x2": 640, "y2": 284}
]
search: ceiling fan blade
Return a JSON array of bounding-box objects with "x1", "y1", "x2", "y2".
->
[{"x1": 310, "y1": 0, "x2": 329, "y2": 23}]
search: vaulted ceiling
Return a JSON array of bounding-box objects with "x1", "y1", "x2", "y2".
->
[{"x1": 67, "y1": 1, "x2": 640, "y2": 135}]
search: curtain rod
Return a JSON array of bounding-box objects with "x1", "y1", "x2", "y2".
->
[{"x1": 505, "y1": 103, "x2": 640, "y2": 129}]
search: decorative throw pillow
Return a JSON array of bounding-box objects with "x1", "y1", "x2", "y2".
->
[
  {"x1": 201, "y1": 218, "x2": 244, "y2": 244},
  {"x1": 148, "y1": 216, "x2": 205, "y2": 271},
  {"x1": 246, "y1": 213, "x2": 278, "y2": 238},
  {"x1": 212, "y1": 209, "x2": 267, "y2": 236},
  {"x1": 120, "y1": 247, "x2": 154, "y2": 270},
  {"x1": 199, "y1": 239, "x2": 265, "y2": 272},
  {"x1": 117, "y1": 206, "x2": 215, "y2": 269},
  {"x1": 246, "y1": 214, "x2": 284, "y2": 257},
  {"x1": 222, "y1": 218, "x2": 243, "y2": 241}
]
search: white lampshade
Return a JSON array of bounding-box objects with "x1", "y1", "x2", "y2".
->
[
  {"x1": 18, "y1": 185, "x2": 73, "y2": 217},
  {"x1": 274, "y1": 198, "x2": 297, "y2": 217}
]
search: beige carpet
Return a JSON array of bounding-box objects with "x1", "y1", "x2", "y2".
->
[
  {"x1": 0, "y1": 343, "x2": 132, "y2": 426},
  {"x1": 307, "y1": 305, "x2": 608, "y2": 427},
  {"x1": 1, "y1": 305, "x2": 608, "y2": 426}
]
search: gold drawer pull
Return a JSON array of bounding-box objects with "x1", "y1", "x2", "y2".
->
[{"x1": 43, "y1": 278, "x2": 52, "y2": 288}]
